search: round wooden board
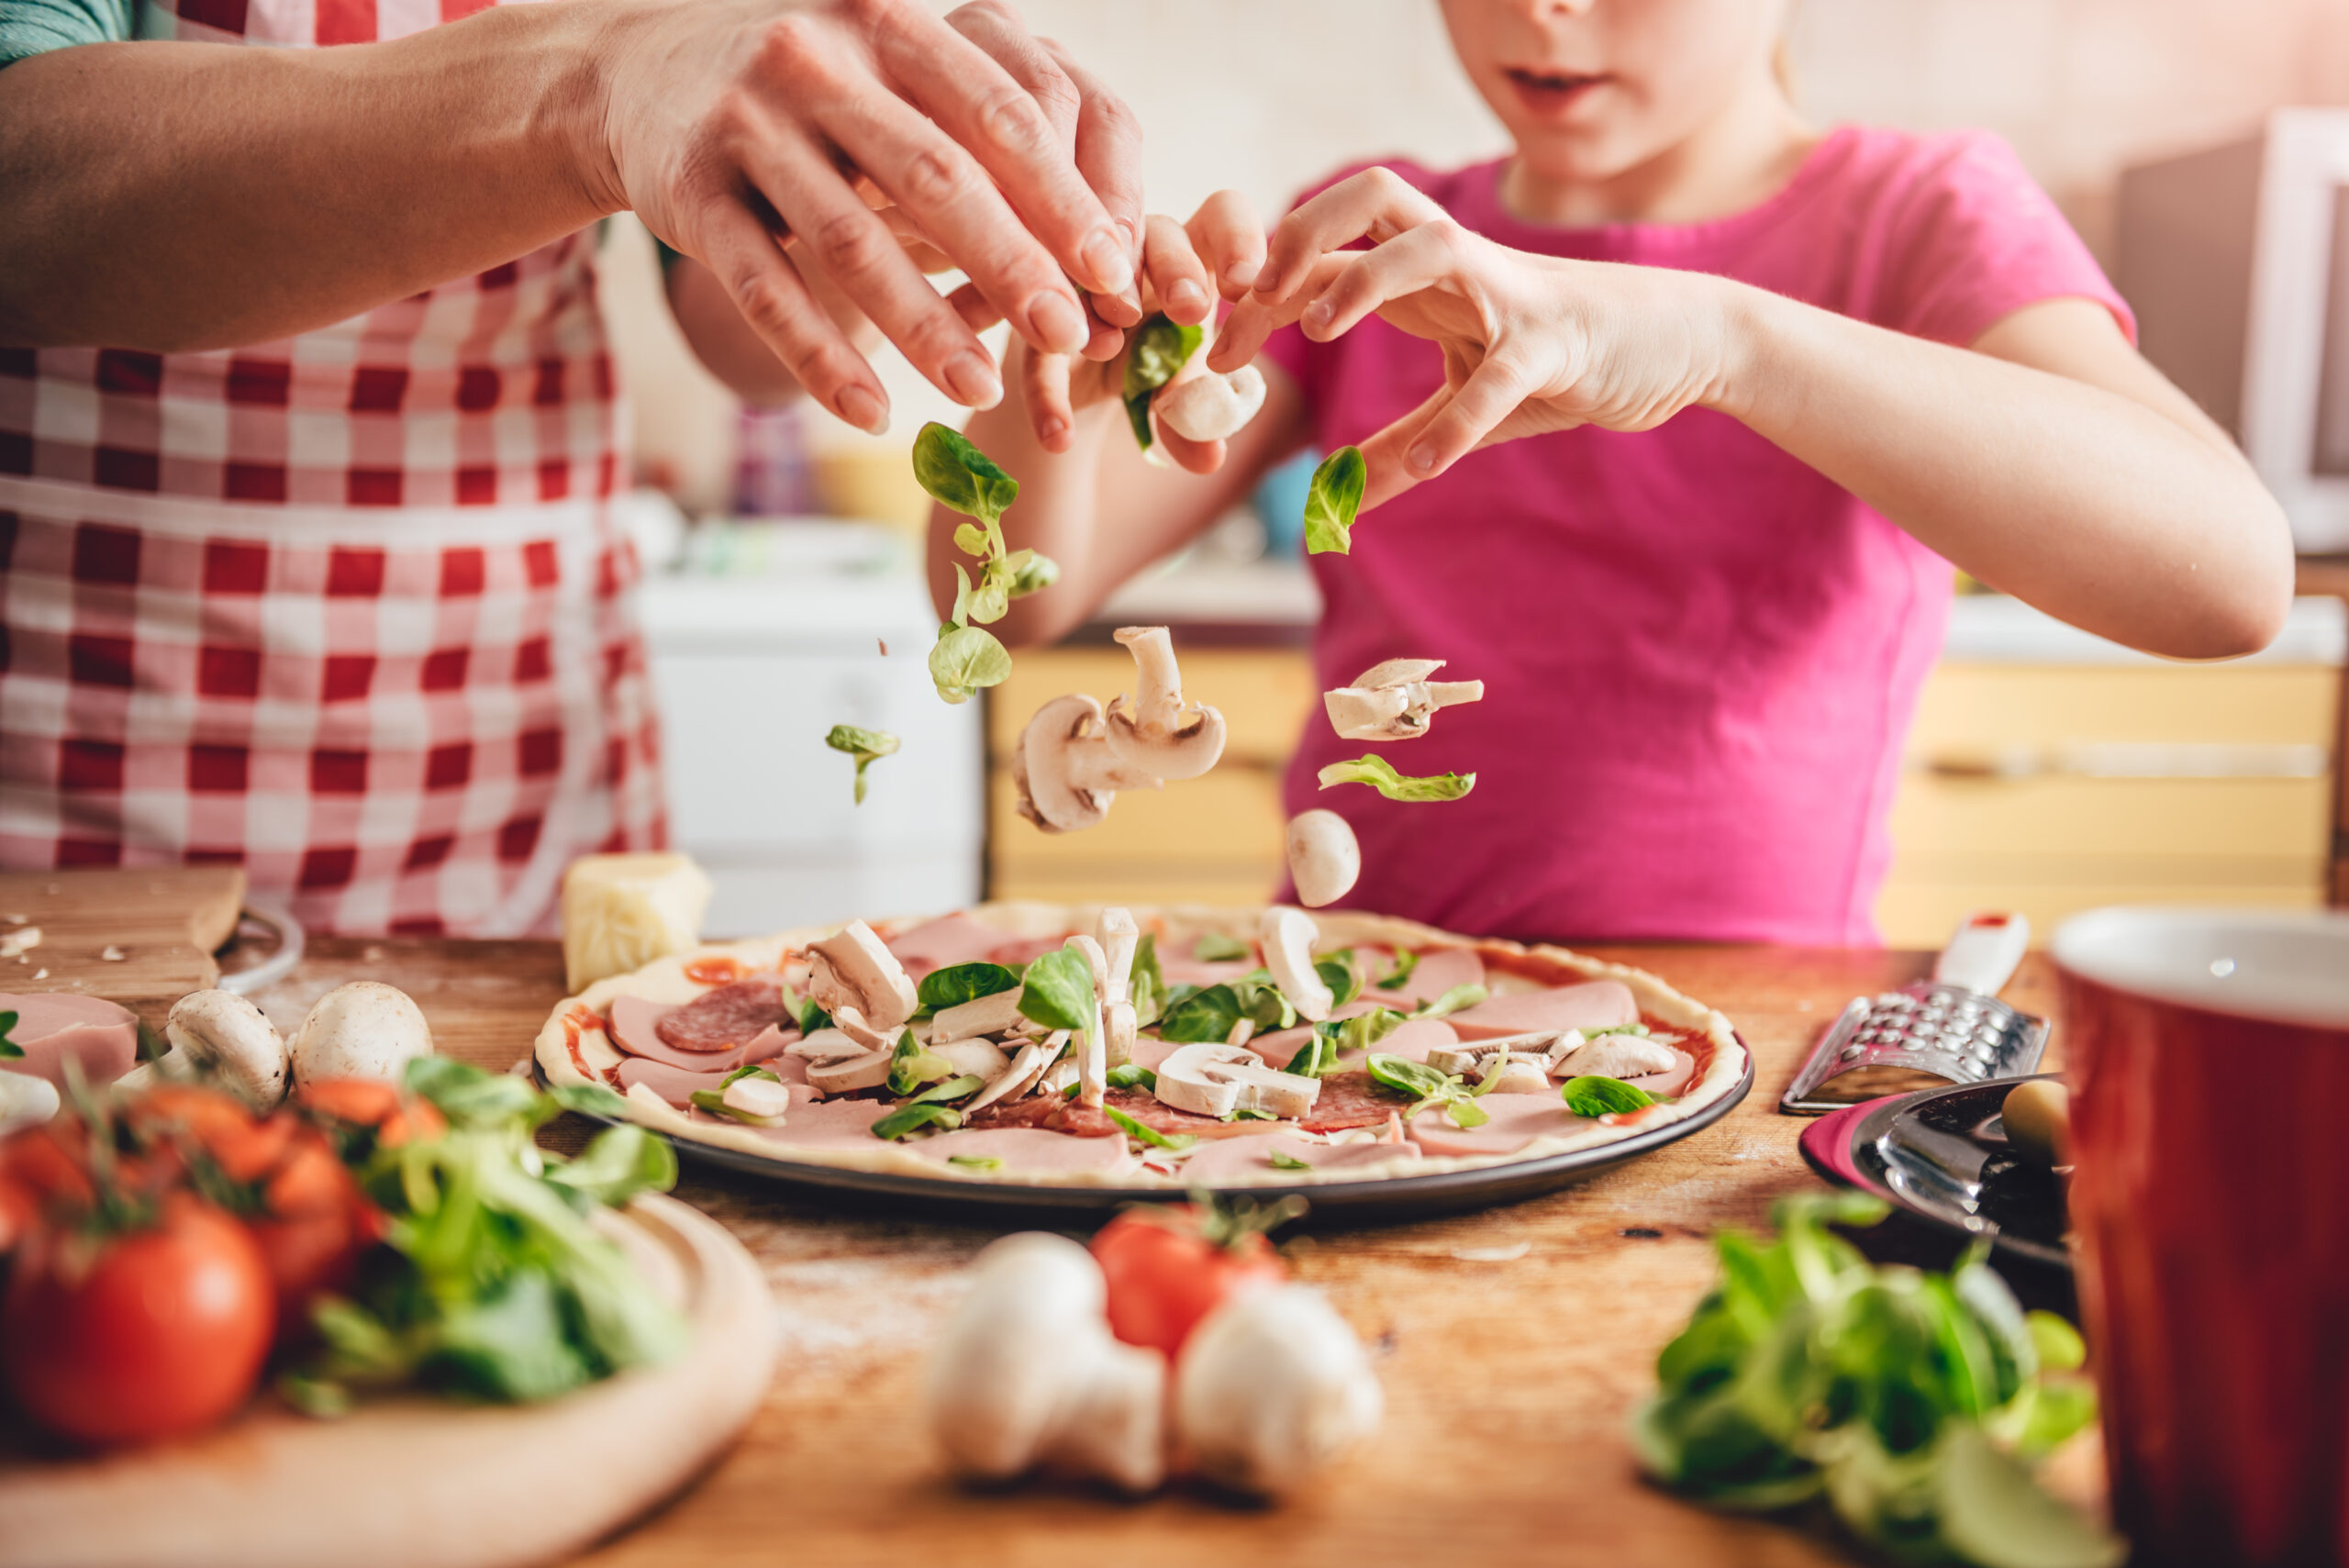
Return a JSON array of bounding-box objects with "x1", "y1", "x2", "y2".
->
[{"x1": 0, "y1": 1194, "x2": 775, "y2": 1568}]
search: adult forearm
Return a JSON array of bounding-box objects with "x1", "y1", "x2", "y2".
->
[
  {"x1": 1714, "y1": 285, "x2": 2296, "y2": 660},
  {"x1": 0, "y1": 6, "x2": 612, "y2": 350}
]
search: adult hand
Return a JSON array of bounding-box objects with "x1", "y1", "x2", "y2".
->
[
  {"x1": 1209, "y1": 167, "x2": 1736, "y2": 506},
  {"x1": 594, "y1": 0, "x2": 1144, "y2": 434},
  {"x1": 1013, "y1": 189, "x2": 1267, "y2": 473}
]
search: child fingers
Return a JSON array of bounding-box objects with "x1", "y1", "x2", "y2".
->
[
  {"x1": 1208, "y1": 253, "x2": 1351, "y2": 372},
  {"x1": 1186, "y1": 190, "x2": 1266, "y2": 298},
  {"x1": 1020, "y1": 347, "x2": 1078, "y2": 451},
  {"x1": 1142, "y1": 214, "x2": 1215, "y2": 325},
  {"x1": 1396, "y1": 354, "x2": 1529, "y2": 479},
  {"x1": 1297, "y1": 220, "x2": 1472, "y2": 341},
  {"x1": 1252, "y1": 165, "x2": 1448, "y2": 303}
]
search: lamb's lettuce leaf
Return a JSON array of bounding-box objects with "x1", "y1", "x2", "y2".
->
[
  {"x1": 1319, "y1": 753, "x2": 1475, "y2": 803},
  {"x1": 1303, "y1": 445, "x2": 1366, "y2": 554}
]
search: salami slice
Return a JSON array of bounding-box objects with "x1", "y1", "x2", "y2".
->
[{"x1": 656, "y1": 975, "x2": 797, "y2": 1052}]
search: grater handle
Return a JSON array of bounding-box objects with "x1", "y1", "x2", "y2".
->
[{"x1": 1932, "y1": 910, "x2": 2031, "y2": 995}]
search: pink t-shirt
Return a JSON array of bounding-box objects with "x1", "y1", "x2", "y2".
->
[{"x1": 1262, "y1": 126, "x2": 2132, "y2": 946}]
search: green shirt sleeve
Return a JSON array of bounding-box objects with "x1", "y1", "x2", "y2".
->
[{"x1": 0, "y1": 0, "x2": 136, "y2": 67}]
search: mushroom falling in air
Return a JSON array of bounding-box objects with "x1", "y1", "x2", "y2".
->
[
  {"x1": 1011, "y1": 626, "x2": 1224, "y2": 835},
  {"x1": 1322, "y1": 658, "x2": 1485, "y2": 742},
  {"x1": 1285, "y1": 810, "x2": 1361, "y2": 908}
]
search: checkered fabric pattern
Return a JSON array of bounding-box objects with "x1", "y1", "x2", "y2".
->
[{"x1": 0, "y1": 0, "x2": 667, "y2": 937}]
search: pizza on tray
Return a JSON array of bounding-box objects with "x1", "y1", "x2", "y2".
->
[{"x1": 534, "y1": 901, "x2": 1748, "y2": 1189}]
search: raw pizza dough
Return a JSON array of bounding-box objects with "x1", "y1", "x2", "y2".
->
[{"x1": 532, "y1": 902, "x2": 1749, "y2": 1190}]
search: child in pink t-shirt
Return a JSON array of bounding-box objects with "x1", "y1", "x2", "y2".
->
[{"x1": 939, "y1": 0, "x2": 2291, "y2": 946}]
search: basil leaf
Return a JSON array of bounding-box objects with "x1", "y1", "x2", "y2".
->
[
  {"x1": 1105, "y1": 1102, "x2": 1197, "y2": 1151},
  {"x1": 0, "y1": 1010, "x2": 18, "y2": 1059},
  {"x1": 1017, "y1": 946, "x2": 1097, "y2": 1033},
  {"x1": 871, "y1": 1102, "x2": 963, "y2": 1140},
  {"x1": 1375, "y1": 950, "x2": 1420, "y2": 991},
  {"x1": 823, "y1": 724, "x2": 900, "y2": 806},
  {"x1": 946, "y1": 1154, "x2": 1003, "y2": 1172},
  {"x1": 1303, "y1": 445, "x2": 1365, "y2": 554},
  {"x1": 1106, "y1": 1062, "x2": 1156, "y2": 1092},
  {"x1": 1319, "y1": 752, "x2": 1476, "y2": 803},
  {"x1": 918, "y1": 962, "x2": 1022, "y2": 1013},
  {"x1": 1130, "y1": 932, "x2": 1166, "y2": 1028},
  {"x1": 1120, "y1": 316, "x2": 1205, "y2": 448},
  {"x1": 1194, "y1": 932, "x2": 1252, "y2": 962},
  {"x1": 1316, "y1": 951, "x2": 1361, "y2": 1008},
  {"x1": 1158, "y1": 984, "x2": 1243, "y2": 1043},
  {"x1": 1269, "y1": 1151, "x2": 1312, "y2": 1171},
  {"x1": 1562, "y1": 1074, "x2": 1658, "y2": 1118},
  {"x1": 1412, "y1": 984, "x2": 1488, "y2": 1020},
  {"x1": 913, "y1": 421, "x2": 1019, "y2": 526},
  {"x1": 930, "y1": 623, "x2": 1012, "y2": 705}
]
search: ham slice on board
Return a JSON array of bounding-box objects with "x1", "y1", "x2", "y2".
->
[
  {"x1": 617, "y1": 1052, "x2": 812, "y2": 1106},
  {"x1": 0, "y1": 993, "x2": 139, "y2": 1091},
  {"x1": 1247, "y1": 1009, "x2": 1458, "y2": 1069},
  {"x1": 1447, "y1": 981, "x2": 1638, "y2": 1041},
  {"x1": 1405, "y1": 1093, "x2": 1590, "y2": 1157},
  {"x1": 881, "y1": 913, "x2": 1015, "y2": 980},
  {"x1": 1364, "y1": 946, "x2": 1485, "y2": 1009}
]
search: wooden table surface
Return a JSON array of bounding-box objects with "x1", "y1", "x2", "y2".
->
[{"x1": 248, "y1": 937, "x2": 2090, "y2": 1568}]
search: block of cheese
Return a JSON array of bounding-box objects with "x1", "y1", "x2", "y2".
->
[{"x1": 561, "y1": 853, "x2": 714, "y2": 992}]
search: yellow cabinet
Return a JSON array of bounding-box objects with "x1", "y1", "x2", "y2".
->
[{"x1": 985, "y1": 647, "x2": 2343, "y2": 943}]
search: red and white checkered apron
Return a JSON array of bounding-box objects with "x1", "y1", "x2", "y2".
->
[{"x1": 0, "y1": 0, "x2": 667, "y2": 938}]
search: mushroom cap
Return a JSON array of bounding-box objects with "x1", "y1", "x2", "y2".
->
[
  {"x1": 167, "y1": 988, "x2": 291, "y2": 1108},
  {"x1": 0, "y1": 1071, "x2": 61, "y2": 1134},
  {"x1": 290, "y1": 982, "x2": 432, "y2": 1092},
  {"x1": 806, "y1": 919, "x2": 918, "y2": 1033},
  {"x1": 1175, "y1": 1284, "x2": 1382, "y2": 1496},
  {"x1": 1103, "y1": 697, "x2": 1226, "y2": 781},
  {"x1": 1156, "y1": 362, "x2": 1269, "y2": 443},
  {"x1": 1354, "y1": 658, "x2": 1445, "y2": 688},
  {"x1": 1016, "y1": 694, "x2": 1157, "y2": 833},
  {"x1": 1286, "y1": 810, "x2": 1362, "y2": 909},
  {"x1": 1259, "y1": 906, "x2": 1335, "y2": 1022}
]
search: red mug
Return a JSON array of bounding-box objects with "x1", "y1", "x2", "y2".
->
[{"x1": 2055, "y1": 907, "x2": 2349, "y2": 1567}]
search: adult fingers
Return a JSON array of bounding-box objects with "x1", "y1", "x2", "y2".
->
[
  {"x1": 746, "y1": 119, "x2": 1006, "y2": 409},
  {"x1": 1142, "y1": 214, "x2": 1214, "y2": 327},
  {"x1": 1208, "y1": 252, "x2": 1351, "y2": 372},
  {"x1": 1251, "y1": 165, "x2": 1447, "y2": 305},
  {"x1": 1294, "y1": 219, "x2": 1479, "y2": 341},
  {"x1": 883, "y1": 4, "x2": 1135, "y2": 301},
  {"x1": 1186, "y1": 189, "x2": 1266, "y2": 299},
  {"x1": 700, "y1": 203, "x2": 890, "y2": 434},
  {"x1": 1037, "y1": 35, "x2": 1144, "y2": 327}
]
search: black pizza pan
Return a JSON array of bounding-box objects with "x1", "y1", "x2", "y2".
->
[{"x1": 553, "y1": 1037, "x2": 1753, "y2": 1229}]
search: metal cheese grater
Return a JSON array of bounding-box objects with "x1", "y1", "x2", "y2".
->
[{"x1": 1779, "y1": 911, "x2": 2049, "y2": 1115}]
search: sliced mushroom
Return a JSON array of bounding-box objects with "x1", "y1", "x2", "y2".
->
[
  {"x1": 1286, "y1": 811, "x2": 1361, "y2": 909},
  {"x1": 932, "y1": 1038, "x2": 1010, "y2": 1083},
  {"x1": 932, "y1": 987, "x2": 1027, "y2": 1044},
  {"x1": 1156, "y1": 362, "x2": 1268, "y2": 443},
  {"x1": 120, "y1": 989, "x2": 290, "y2": 1108},
  {"x1": 291, "y1": 982, "x2": 430, "y2": 1095},
  {"x1": 1065, "y1": 934, "x2": 1110, "y2": 1109},
  {"x1": 1015, "y1": 694, "x2": 1164, "y2": 833},
  {"x1": 1427, "y1": 1030, "x2": 1571, "y2": 1080},
  {"x1": 1103, "y1": 627, "x2": 1226, "y2": 782},
  {"x1": 1101, "y1": 1001, "x2": 1137, "y2": 1072},
  {"x1": 806, "y1": 1049, "x2": 893, "y2": 1095},
  {"x1": 1477, "y1": 1058, "x2": 1553, "y2": 1096},
  {"x1": 1175, "y1": 1284, "x2": 1383, "y2": 1497},
  {"x1": 1097, "y1": 907, "x2": 1139, "y2": 1005},
  {"x1": 962, "y1": 1037, "x2": 1056, "y2": 1118},
  {"x1": 1153, "y1": 1042, "x2": 1320, "y2": 1120},
  {"x1": 830, "y1": 1005, "x2": 896, "y2": 1052},
  {"x1": 1322, "y1": 657, "x2": 1486, "y2": 742},
  {"x1": 806, "y1": 920, "x2": 918, "y2": 1034},
  {"x1": 1556, "y1": 1032, "x2": 1677, "y2": 1079},
  {"x1": 722, "y1": 1074, "x2": 792, "y2": 1120},
  {"x1": 786, "y1": 1027, "x2": 868, "y2": 1064},
  {"x1": 1260, "y1": 906, "x2": 1333, "y2": 1023}
]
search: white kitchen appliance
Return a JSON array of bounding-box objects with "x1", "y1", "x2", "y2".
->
[
  {"x1": 632, "y1": 518, "x2": 983, "y2": 938},
  {"x1": 2118, "y1": 109, "x2": 2349, "y2": 551}
]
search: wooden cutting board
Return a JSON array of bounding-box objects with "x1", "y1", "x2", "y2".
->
[
  {"x1": 0, "y1": 1193, "x2": 777, "y2": 1568},
  {"x1": 0, "y1": 865, "x2": 246, "y2": 1029}
]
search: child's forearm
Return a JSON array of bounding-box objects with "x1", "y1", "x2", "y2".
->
[{"x1": 1710, "y1": 284, "x2": 2295, "y2": 659}]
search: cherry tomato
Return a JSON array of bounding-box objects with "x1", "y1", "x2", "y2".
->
[
  {"x1": 4, "y1": 1193, "x2": 274, "y2": 1444},
  {"x1": 128, "y1": 1085, "x2": 297, "y2": 1183},
  {"x1": 297, "y1": 1077, "x2": 445, "y2": 1149},
  {"x1": 1089, "y1": 1205, "x2": 1287, "y2": 1359}
]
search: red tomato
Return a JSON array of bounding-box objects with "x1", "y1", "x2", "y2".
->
[
  {"x1": 1089, "y1": 1205, "x2": 1287, "y2": 1359},
  {"x1": 297, "y1": 1077, "x2": 445, "y2": 1149},
  {"x1": 4, "y1": 1193, "x2": 274, "y2": 1445}
]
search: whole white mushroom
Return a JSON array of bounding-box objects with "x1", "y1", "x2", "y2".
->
[
  {"x1": 1175, "y1": 1284, "x2": 1384, "y2": 1496},
  {"x1": 290, "y1": 981, "x2": 435, "y2": 1089},
  {"x1": 1286, "y1": 810, "x2": 1362, "y2": 909},
  {"x1": 115, "y1": 988, "x2": 290, "y2": 1109}
]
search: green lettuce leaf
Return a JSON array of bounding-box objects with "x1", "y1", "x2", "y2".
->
[
  {"x1": 914, "y1": 421, "x2": 1019, "y2": 526},
  {"x1": 1319, "y1": 753, "x2": 1475, "y2": 803},
  {"x1": 823, "y1": 724, "x2": 900, "y2": 805},
  {"x1": 930, "y1": 623, "x2": 1012, "y2": 705},
  {"x1": 1562, "y1": 1074, "x2": 1658, "y2": 1118},
  {"x1": 1303, "y1": 445, "x2": 1366, "y2": 554},
  {"x1": 1017, "y1": 946, "x2": 1097, "y2": 1034},
  {"x1": 918, "y1": 962, "x2": 1022, "y2": 1013},
  {"x1": 1121, "y1": 316, "x2": 1205, "y2": 448}
]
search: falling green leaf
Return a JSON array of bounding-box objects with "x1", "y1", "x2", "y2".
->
[
  {"x1": 930, "y1": 623, "x2": 1012, "y2": 705},
  {"x1": 1303, "y1": 445, "x2": 1366, "y2": 554},
  {"x1": 914, "y1": 422, "x2": 1019, "y2": 527},
  {"x1": 1319, "y1": 753, "x2": 1475, "y2": 803},
  {"x1": 823, "y1": 724, "x2": 900, "y2": 806}
]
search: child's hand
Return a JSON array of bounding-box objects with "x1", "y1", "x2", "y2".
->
[
  {"x1": 1016, "y1": 191, "x2": 1267, "y2": 474},
  {"x1": 1209, "y1": 167, "x2": 1734, "y2": 506}
]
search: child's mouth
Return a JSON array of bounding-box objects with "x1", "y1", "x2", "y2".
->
[{"x1": 1503, "y1": 67, "x2": 1611, "y2": 117}]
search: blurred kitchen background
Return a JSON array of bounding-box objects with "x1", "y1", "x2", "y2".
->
[{"x1": 605, "y1": 0, "x2": 2349, "y2": 944}]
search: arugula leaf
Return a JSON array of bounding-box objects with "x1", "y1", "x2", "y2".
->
[
  {"x1": 871, "y1": 1102, "x2": 963, "y2": 1141},
  {"x1": 1120, "y1": 316, "x2": 1205, "y2": 449},
  {"x1": 1413, "y1": 984, "x2": 1489, "y2": 1020},
  {"x1": 1017, "y1": 946, "x2": 1097, "y2": 1034},
  {"x1": 886, "y1": 1031, "x2": 957, "y2": 1096},
  {"x1": 1106, "y1": 1062, "x2": 1157, "y2": 1092},
  {"x1": 913, "y1": 421, "x2": 1019, "y2": 527},
  {"x1": 823, "y1": 724, "x2": 899, "y2": 806},
  {"x1": 1158, "y1": 983, "x2": 1243, "y2": 1043},
  {"x1": 1303, "y1": 445, "x2": 1366, "y2": 554},
  {"x1": 1319, "y1": 753, "x2": 1475, "y2": 803},
  {"x1": 1130, "y1": 933, "x2": 1166, "y2": 1028},
  {"x1": 947, "y1": 1154, "x2": 1003, "y2": 1172},
  {"x1": 930, "y1": 623, "x2": 1012, "y2": 705},
  {"x1": 1195, "y1": 931, "x2": 1252, "y2": 962},
  {"x1": 1316, "y1": 951, "x2": 1362, "y2": 1008},
  {"x1": 1270, "y1": 1150, "x2": 1312, "y2": 1171},
  {"x1": 1375, "y1": 951, "x2": 1420, "y2": 991},
  {"x1": 1104, "y1": 1103, "x2": 1197, "y2": 1151},
  {"x1": 0, "y1": 1009, "x2": 18, "y2": 1060},
  {"x1": 1562, "y1": 1074, "x2": 1658, "y2": 1118},
  {"x1": 918, "y1": 962, "x2": 1022, "y2": 1013}
]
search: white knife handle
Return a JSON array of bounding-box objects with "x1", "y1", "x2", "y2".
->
[{"x1": 1932, "y1": 910, "x2": 2030, "y2": 995}]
